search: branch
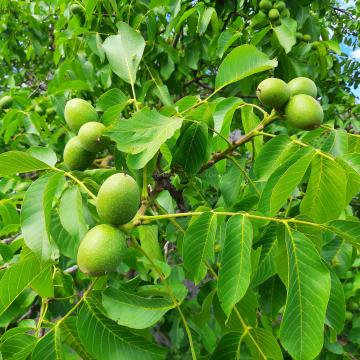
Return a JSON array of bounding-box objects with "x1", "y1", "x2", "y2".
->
[
  {"x1": 331, "y1": 6, "x2": 355, "y2": 19},
  {"x1": 1, "y1": 233, "x2": 19, "y2": 244},
  {"x1": 137, "y1": 211, "x2": 328, "y2": 232},
  {"x1": 152, "y1": 173, "x2": 187, "y2": 212},
  {"x1": 199, "y1": 110, "x2": 277, "y2": 172},
  {"x1": 64, "y1": 265, "x2": 78, "y2": 274}
]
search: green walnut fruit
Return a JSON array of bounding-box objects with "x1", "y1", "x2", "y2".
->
[
  {"x1": 288, "y1": 77, "x2": 318, "y2": 98},
  {"x1": 302, "y1": 34, "x2": 311, "y2": 42},
  {"x1": 268, "y1": 8, "x2": 280, "y2": 20},
  {"x1": 296, "y1": 32, "x2": 303, "y2": 40},
  {"x1": 345, "y1": 311, "x2": 353, "y2": 321},
  {"x1": 0, "y1": 95, "x2": 13, "y2": 109},
  {"x1": 77, "y1": 224, "x2": 127, "y2": 276},
  {"x1": 285, "y1": 94, "x2": 323, "y2": 130},
  {"x1": 63, "y1": 136, "x2": 95, "y2": 170},
  {"x1": 259, "y1": 0, "x2": 272, "y2": 11},
  {"x1": 78, "y1": 122, "x2": 109, "y2": 153},
  {"x1": 274, "y1": 1, "x2": 286, "y2": 11},
  {"x1": 96, "y1": 173, "x2": 141, "y2": 225},
  {"x1": 64, "y1": 98, "x2": 98, "y2": 133},
  {"x1": 280, "y1": 8, "x2": 290, "y2": 17},
  {"x1": 348, "y1": 301, "x2": 359, "y2": 311},
  {"x1": 256, "y1": 78, "x2": 290, "y2": 109}
]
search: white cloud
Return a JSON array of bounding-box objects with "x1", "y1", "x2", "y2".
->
[{"x1": 351, "y1": 49, "x2": 360, "y2": 59}]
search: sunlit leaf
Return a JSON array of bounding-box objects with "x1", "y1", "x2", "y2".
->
[
  {"x1": 172, "y1": 122, "x2": 208, "y2": 175},
  {"x1": 215, "y1": 45, "x2": 277, "y2": 90},
  {"x1": 0, "y1": 252, "x2": 52, "y2": 317},
  {"x1": 279, "y1": 227, "x2": 331, "y2": 360},
  {"x1": 300, "y1": 155, "x2": 346, "y2": 223},
  {"x1": 258, "y1": 147, "x2": 314, "y2": 216},
  {"x1": 102, "y1": 287, "x2": 175, "y2": 329},
  {"x1": 105, "y1": 108, "x2": 182, "y2": 169},
  {"x1": 183, "y1": 212, "x2": 217, "y2": 284},
  {"x1": 77, "y1": 298, "x2": 166, "y2": 360},
  {"x1": 0, "y1": 151, "x2": 53, "y2": 177},
  {"x1": 21, "y1": 173, "x2": 63, "y2": 260},
  {"x1": 103, "y1": 22, "x2": 145, "y2": 85},
  {"x1": 218, "y1": 215, "x2": 253, "y2": 316}
]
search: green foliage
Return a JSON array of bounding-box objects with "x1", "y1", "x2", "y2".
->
[{"x1": 0, "y1": 0, "x2": 359, "y2": 359}]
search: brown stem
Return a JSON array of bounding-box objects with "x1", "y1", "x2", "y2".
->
[
  {"x1": 199, "y1": 111, "x2": 278, "y2": 173},
  {"x1": 153, "y1": 173, "x2": 187, "y2": 212}
]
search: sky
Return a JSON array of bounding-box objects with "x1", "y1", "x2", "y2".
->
[
  {"x1": 341, "y1": 42, "x2": 360, "y2": 99},
  {"x1": 339, "y1": 0, "x2": 359, "y2": 99}
]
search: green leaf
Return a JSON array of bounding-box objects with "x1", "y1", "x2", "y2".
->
[
  {"x1": 300, "y1": 155, "x2": 346, "y2": 223},
  {"x1": 85, "y1": 0, "x2": 98, "y2": 20},
  {"x1": 87, "y1": 33, "x2": 105, "y2": 62},
  {"x1": 251, "y1": 26, "x2": 271, "y2": 46},
  {"x1": 211, "y1": 328, "x2": 283, "y2": 360},
  {"x1": 258, "y1": 147, "x2": 314, "y2": 216},
  {"x1": 0, "y1": 201, "x2": 19, "y2": 225},
  {"x1": 27, "y1": 147, "x2": 57, "y2": 167},
  {"x1": 210, "y1": 332, "x2": 243, "y2": 359},
  {"x1": 31, "y1": 327, "x2": 64, "y2": 360},
  {"x1": 102, "y1": 22, "x2": 145, "y2": 85},
  {"x1": 30, "y1": 262, "x2": 54, "y2": 298},
  {"x1": 138, "y1": 225, "x2": 163, "y2": 280},
  {"x1": 337, "y1": 154, "x2": 360, "y2": 203},
  {"x1": 279, "y1": 227, "x2": 331, "y2": 360},
  {"x1": 252, "y1": 224, "x2": 278, "y2": 286},
  {"x1": 213, "y1": 97, "x2": 243, "y2": 152},
  {"x1": 0, "y1": 327, "x2": 36, "y2": 360},
  {"x1": 50, "y1": 211, "x2": 78, "y2": 258},
  {"x1": 273, "y1": 18, "x2": 297, "y2": 54},
  {"x1": 322, "y1": 129, "x2": 349, "y2": 156},
  {"x1": 218, "y1": 215, "x2": 253, "y2": 316},
  {"x1": 253, "y1": 135, "x2": 298, "y2": 181},
  {"x1": 245, "y1": 328, "x2": 283, "y2": 360},
  {"x1": 102, "y1": 287, "x2": 175, "y2": 329},
  {"x1": 325, "y1": 268, "x2": 345, "y2": 334},
  {"x1": 105, "y1": 108, "x2": 182, "y2": 169},
  {"x1": 241, "y1": 107, "x2": 262, "y2": 156},
  {"x1": 215, "y1": 45, "x2": 277, "y2": 90},
  {"x1": 323, "y1": 40, "x2": 341, "y2": 55},
  {"x1": 326, "y1": 220, "x2": 360, "y2": 249},
  {"x1": 61, "y1": 317, "x2": 94, "y2": 360},
  {"x1": 0, "y1": 243, "x2": 13, "y2": 262},
  {"x1": 4, "y1": 112, "x2": 24, "y2": 144},
  {"x1": 152, "y1": 84, "x2": 174, "y2": 107},
  {"x1": 59, "y1": 186, "x2": 88, "y2": 244},
  {"x1": 77, "y1": 298, "x2": 166, "y2": 360},
  {"x1": 21, "y1": 173, "x2": 63, "y2": 260},
  {"x1": 102, "y1": 102, "x2": 129, "y2": 126},
  {"x1": 183, "y1": 212, "x2": 217, "y2": 284},
  {"x1": 0, "y1": 151, "x2": 53, "y2": 177},
  {"x1": 219, "y1": 160, "x2": 244, "y2": 206},
  {"x1": 96, "y1": 88, "x2": 128, "y2": 111},
  {"x1": 49, "y1": 80, "x2": 90, "y2": 94},
  {"x1": 172, "y1": 122, "x2": 208, "y2": 175},
  {"x1": 217, "y1": 31, "x2": 241, "y2": 58},
  {"x1": 197, "y1": 7, "x2": 217, "y2": 35},
  {"x1": 0, "y1": 252, "x2": 51, "y2": 317},
  {"x1": 339, "y1": 153, "x2": 360, "y2": 175}
]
